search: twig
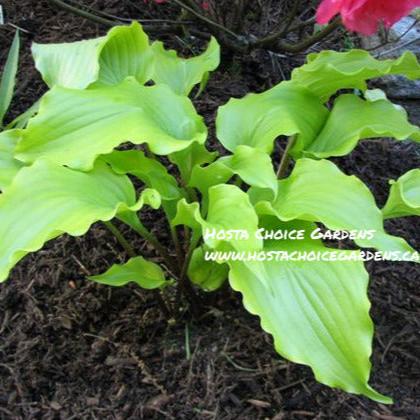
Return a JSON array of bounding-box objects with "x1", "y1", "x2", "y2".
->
[
  {"x1": 367, "y1": 18, "x2": 418, "y2": 52},
  {"x1": 261, "y1": 0, "x2": 301, "y2": 44},
  {"x1": 47, "y1": 0, "x2": 119, "y2": 26},
  {"x1": 253, "y1": 18, "x2": 340, "y2": 53},
  {"x1": 374, "y1": 36, "x2": 420, "y2": 57},
  {"x1": 171, "y1": 0, "x2": 240, "y2": 40}
]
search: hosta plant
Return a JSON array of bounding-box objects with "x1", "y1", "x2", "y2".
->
[{"x1": 1, "y1": 22, "x2": 420, "y2": 403}]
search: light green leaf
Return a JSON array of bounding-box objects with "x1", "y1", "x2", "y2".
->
[
  {"x1": 382, "y1": 169, "x2": 420, "y2": 219},
  {"x1": 89, "y1": 256, "x2": 169, "y2": 289},
  {"x1": 151, "y1": 37, "x2": 220, "y2": 95},
  {"x1": 169, "y1": 142, "x2": 217, "y2": 184},
  {"x1": 0, "y1": 160, "x2": 155, "y2": 282},
  {"x1": 255, "y1": 159, "x2": 416, "y2": 255},
  {"x1": 96, "y1": 22, "x2": 154, "y2": 86},
  {"x1": 172, "y1": 185, "x2": 262, "y2": 252},
  {"x1": 0, "y1": 31, "x2": 20, "y2": 126},
  {"x1": 6, "y1": 99, "x2": 40, "y2": 130},
  {"x1": 216, "y1": 81, "x2": 328, "y2": 154},
  {"x1": 292, "y1": 94, "x2": 420, "y2": 158},
  {"x1": 32, "y1": 37, "x2": 104, "y2": 89},
  {"x1": 0, "y1": 130, "x2": 24, "y2": 191},
  {"x1": 204, "y1": 184, "x2": 262, "y2": 252},
  {"x1": 228, "y1": 220, "x2": 391, "y2": 403},
  {"x1": 188, "y1": 246, "x2": 228, "y2": 291},
  {"x1": 32, "y1": 22, "x2": 153, "y2": 89},
  {"x1": 171, "y1": 199, "x2": 203, "y2": 241},
  {"x1": 190, "y1": 145, "x2": 277, "y2": 196},
  {"x1": 103, "y1": 150, "x2": 182, "y2": 201},
  {"x1": 15, "y1": 79, "x2": 207, "y2": 170},
  {"x1": 292, "y1": 49, "x2": 420, "y2": 101}
]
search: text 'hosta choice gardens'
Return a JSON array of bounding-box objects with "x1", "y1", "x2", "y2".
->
[{"x1": 1, "y1": 21, "x2": 419, "y2": 403}]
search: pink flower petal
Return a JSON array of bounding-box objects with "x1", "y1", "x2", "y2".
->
[{"x1": 316, "y1": 0, "x2": 420, "y2": 35}]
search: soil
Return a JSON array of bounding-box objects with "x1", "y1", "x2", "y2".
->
[{"x1": 0, "y1": 1, "x2": 419, "y2": 418}]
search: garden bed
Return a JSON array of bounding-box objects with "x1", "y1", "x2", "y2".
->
[{"x1": 0, "y1": 1, "x2": 419, "y2": 418}]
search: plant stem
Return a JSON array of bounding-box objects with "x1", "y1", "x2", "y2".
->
[
  {"x1": 135, "y1": 219, "x2": 179, "y2": 275},
  {"x1": 276, "y1": 135, "x2": 296, "y2": 179},
  {"x1": 104, "y1": 221, "x2": 137, "y2": 258},
  {"x1": 177, "y1": 235, "x2": 202, "y2": 315},
  {"x1": 104, "y1": 221, "x2": 172, "y2": 317}
]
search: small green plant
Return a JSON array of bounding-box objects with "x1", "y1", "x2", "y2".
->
[
  {"x1": 1, "y1": 22, "x2": 419, "y2": 403},
  {"x1": 0, "y1": 30, "x2": 19, "y2": 129}
]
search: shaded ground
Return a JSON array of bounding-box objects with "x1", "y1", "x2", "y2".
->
[{"x1": 0, "y1": 1, "x2": 419, "y2": 418}]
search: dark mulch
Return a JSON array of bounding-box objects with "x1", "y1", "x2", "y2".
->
[{"x1": 0, "y1": 1, "x2": 419, "y2": 418}]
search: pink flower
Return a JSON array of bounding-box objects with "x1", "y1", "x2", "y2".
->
[{"x1": 316, "y1": 0, "x2": 420, "y2": 35}]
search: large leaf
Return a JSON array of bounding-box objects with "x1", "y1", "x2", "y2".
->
[
  {"x1": 32, "y1": 22, "x2": 153, "y2": 89},
  {"x1": 382, "y1": 169, "x2": 420, "y2": 219},
  {"x1": 292, "y1": 94, "x2": 420, "y2": 158},
  {"x1": 292, "y1": 49, "x2": 420, "y2": 101},
  {"x1": 0, "y1": 31, "x2": 20, "y2": 127},
  {"x1": 103, "y1": 150, "x2": 182, "y2": 201},
  {"x1": 216, "y1": 81, "x2": 328, "y2": 154},
  {"x1": 151, "y1": 37, "x2": 220, "y2": 96},
  {"x1": 172, "y1": 185, "x2": 262, "y2": 252},
  {"x1": 0, "y1": 160, "x2": 157, "y2": 282},
  {"x1": 228, "y1": 218, "x2": 391, "y2": 403},
  {"x1": 89, "y1": 256, "x2": 169, "y2": 289},
  {"x1": 96, "y1": 22, "x2": 153, "y2": 86},
  {"x1": 0, "y1": 130, "x2": 24, "y2": 191},
  {"x1": 189, "y1": 145, "x2": 277, "y2": 197},
  {"x1": 254, "y1": 159, "x2": 416, "y2": 255},
  {"x1": 32, "y1": 37, "x2": 104, "y2": 89},
  {"x1": 15, "y1": 79, "x2": 207, "y2": 170}
]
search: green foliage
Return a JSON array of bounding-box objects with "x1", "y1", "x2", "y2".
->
[
  {"x1": 0, "y1": 31, "x2": 20, "y2": 127},
  {"x1": 382, "y1": 169, "x2": 420, "y2": 219},
  {"x1": 32, "y1": 21, "x2": 219, "y2": 94},
  {"x1": 253, "y1": 159, "x2": 415, "y2": 254},
  {"x1": 228, "y1": 219, "x2": 391, "y2": 404},
  {"x1": 1, "y1": 24, "x2": 419, "y2": 404},
  {"x1": 89, "y1": 256, "x2": 170, "y2": 289},
  {"x1": 291, "y1": 49, "x2": 420, "y2": 101}
]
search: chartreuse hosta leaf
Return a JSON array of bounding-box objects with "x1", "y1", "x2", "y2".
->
[
  {"x1": 15, "y1": 79, "x2": 206, "y2": 170},
  {"x1": 228, "y1": 217, "x2": 391, "y2": 403},
  {"x1": 151, "y1": 37, "x2": 220, "y2": 96},
  {"x1": 216, "y1": 81, "x2": 328, "y2": 153},
  {"x1": 292, "y1": 49, "x2": 420, "y2": 101},
  {"x1": 0, "y1": 130, "x2": 24, "y2": 191},
  {"x1": 188, "y1": 246, "x2": 228, "y2": 291},
  {"x1": 89, "y1": 256, "x2": 170, "y2": 289},
  {"x1": 382, "y1": 169, "x2": 420, "y2": 219},
  {"x1": 32, "y1": 21, "x2": 220, "y2": 95},
  {"x1": 254, "y1": 159, "x2": 416, "y2": 256},
  {"x1": 96, "y1": 23, "x2": 153, "y2": 87},
  {"x1": 172, "y1": 184, "x2": 262, "y2": 252},
  {"x1": 189, "y1": 145, "x2": 277, "y2": 196},
  {"x1": 0, "y1": 31, "x2": 20, "y2": 127},
  {"x1": 169, "y1": 142, "x2": 218, "y2": 184},
  {"x1": 291, "y1": 94, "x2": 420, "y2": 158},
  {"x1": 32, "y1": 22, "x2": 153, "y2": 89},
  {"x1": 103, "y1": 150, "x2": 182, "y2": 201},
  {"x1": 0, "y1": 160, "x2": 159, "y2": 282}
]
